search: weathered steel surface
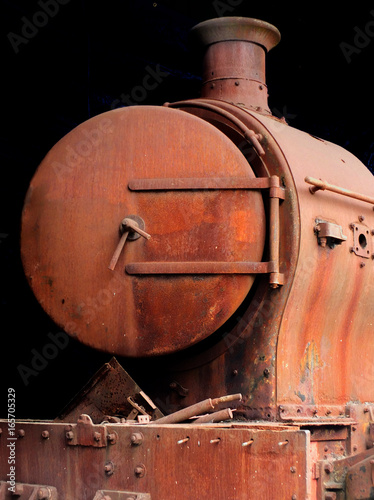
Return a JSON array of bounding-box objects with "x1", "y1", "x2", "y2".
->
[
  {"x1": 146, "y1": 99, "x2": 299, "y2": 420},
  {"x1": 0, "y1": 419, "x2": 310, "y2": 500},
  {"x1": 56, "y1": 358, "x2": 163, "y2": 424},
  {"x1": 258, "y1": 115, "x2": 374, "y2": 409},
  {"x1": 190, "y1": 17, "x2": 281, "y2": 113},
  {"x1": 21, "y1": 105, "x2": 266, "y2": 358}
]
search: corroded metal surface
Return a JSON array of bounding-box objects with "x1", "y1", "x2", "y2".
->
[
  {"x1": 21, "y1": 105, "x2": 266, "y2": 358},
  {"x1": 0, "y1": 419, "x2": 310, "y2": 500},
  {"x1": 190, "y1": 17, "x2": 280, "y2": 113}
]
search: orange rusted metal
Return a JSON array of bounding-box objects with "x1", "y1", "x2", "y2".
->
[
  {"x1": 7, "y1": 14, "x2": 374, "y2": 500},
  {"x1": 21, "y1": 105, "x2": 266, "y2": 358}
]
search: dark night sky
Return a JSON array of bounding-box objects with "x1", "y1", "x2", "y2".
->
[{"x1": 2, "y1": 1, "x2": 374, "y2": 419}]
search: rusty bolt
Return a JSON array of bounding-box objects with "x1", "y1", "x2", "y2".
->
[
  {"x1": 130, "y1": 432, "x2": 143, "y2": 446},
  {"x1": 18, "y1": 429, "x2": 25, "y2": 438},
  {"x1": 324, "y1": 445, "x2": 329, "y2": 452},
  {"x1": 324, "y1": 463, "x2": 333, "y2": 474},
  {"x1": 353, "y1": 444, "x2": 358, "y2": 451},
  {"x1": 358, "y1": 215, "x2": 365, "y2": 222},
  {"x1": 104, "y1": 461, "x2": 114, "y2": 476},
  {"x1": 263, "y1": 368, "x2": 270, "y2": 377},
  {"x1": 41, "y1": 430, "x2": 49, "y2": 439},
  {"x1": 37, "y1": 488, "x2": 50, "y2": 499},
  {"x1": 66, "y1": 431, "x2": 74, "y2": 440},
  {"x1": 134, "y1": 464, "x2": 146, "y2": 478},
  {"x1": 290, "y1": 466, "x2": 296, "y2": 473},
  {"x1": 107, "y1": 432, "x2": 117, "y2": 444},
  {"x1": 235, "y1": 81, "x2": 240, "y2": 86},
  {"x1": 93, "y1": 432, "x2": 101, "y2": 442}
]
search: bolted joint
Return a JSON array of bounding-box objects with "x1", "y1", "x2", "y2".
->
[
  {"x1": 324, "y1": 462, "x2": 333, "y2": 474},
  {"x1": 130, "y1": 432, "x2": 144, "y2": 446}
]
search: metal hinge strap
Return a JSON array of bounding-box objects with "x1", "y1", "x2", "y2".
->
[{"x1": 129, "y1": 175, "x2": 285, "y2": 198}]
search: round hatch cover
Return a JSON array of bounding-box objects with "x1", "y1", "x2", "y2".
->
[{"x1": 21, "y1": 105, "x2": 266, "y2": 357}]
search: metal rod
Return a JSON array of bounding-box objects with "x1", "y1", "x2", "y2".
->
[
  {"x1": 193, "y1": 408, "x2": 234, "y2": 424},
  {"x1": 305, "y1": 176, "x2": 374, "y2": 206},
  {"x1": 108, "y1": 231, "x2": 129, "y2": 270},
  {"x1": 126, "y1": 262, "x2": 274, "y2": 275},
  {"x1": 128, "y1": 176, "x2": 272, "y2": 191},
  {"x1": 154, "y1": 393, "x2": 242, "y2": 425},
  {"x1": 242, "y1": 439, "x2": 254, "y2": 447},
  {"x1": 177, "y1": 437, "x2": 190, "y2": 444},
  {"x1": 155, "y1": 399, "x2": 215, "y2": 425}
]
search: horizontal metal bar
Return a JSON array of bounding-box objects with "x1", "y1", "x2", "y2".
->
[
  {"x1": 305, "y1": 176, "x2": 374, "y2": 206},
  {"x1": 126, "y1": 261, "x2": 276, "y2": 275},
  {"x1": 128, "y1": 176, "x2": 276, "y2": 191}
]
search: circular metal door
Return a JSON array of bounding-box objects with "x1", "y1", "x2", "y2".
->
[{"x1": 21, "y1": 105, "x2": 266, "y2": 357}]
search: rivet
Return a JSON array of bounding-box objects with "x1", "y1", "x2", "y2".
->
[
  {"x1": 360, "y1": 261, "x2": 366, "y2": 268},
  {"x1": 290, "y1": 466, "x2": 296, "y2": 473},
  {"x1": 263, "y1": 368, "x2": 270, "y2": 377},
  {"x1": 41, "y1": 430, "x2": 49, "y2": 439},
  {"x1": 232, "y1": 369, "x2": 238, "y2": 376},
  {"x1": 358, "y1": 215, "x2": 365, "y2": 222},
  {"x1": 353, "y1": 444, "x2": 358, "y2": 451},
  {"x1": 18, "y1": 429, "x2": 25, "y2": 438},
  {"x1": 235, "y1": 81, "x2": 240, "y2": 86},
  {"x1": 93, "y1": 432, "x2": 101, "y2": 442}
]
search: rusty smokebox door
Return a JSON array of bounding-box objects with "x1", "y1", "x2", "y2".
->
[{"x1": 21, "y1": 106, "x2": 266, "y2": 357}]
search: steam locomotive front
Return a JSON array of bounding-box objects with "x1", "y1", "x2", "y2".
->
[{"x1": 15, "y1": 16, "x2": 374, "y2": 499}]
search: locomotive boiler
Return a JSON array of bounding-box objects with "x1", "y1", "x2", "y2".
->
[{"x1": 2, "y1": 15, "x2": 374, "y2": 500}]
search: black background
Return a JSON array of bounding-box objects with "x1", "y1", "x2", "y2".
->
[{"x1": 2, "y1": 1, "x2": 374, "y2": 419}]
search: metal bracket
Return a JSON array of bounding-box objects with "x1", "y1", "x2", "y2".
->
[
  {"x1": 128, "y1": 175, "x2": 285, "y2": 288},
  {"x1": 350, "y1": 222, "x2": 372, "y2": 258},
  {"x1": 0, "y1": 481, "x2": 58, "y2": 499},
  {"x1": 65, "y1": 414, "x2": 115, "y2": 448},
  {"x1": 314, "y1": 220, "x2": 347, "y2": 248}
]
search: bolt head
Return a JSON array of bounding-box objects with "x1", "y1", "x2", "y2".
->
[
  {"x1": 130, "y1": 432, "x2": 143, "y2": 445},
  {"x1": 66, "y1": 431, "x2": 74, "y2": 440}
]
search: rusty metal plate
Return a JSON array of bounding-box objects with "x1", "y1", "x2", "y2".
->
[
  {"x1": 0, "y1": 420, "x2": 310, "y2": 499},
  {"x1": 21, "y1": 105, "x2": 266, "y2": 358}
]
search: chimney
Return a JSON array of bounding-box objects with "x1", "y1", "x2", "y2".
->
[{"x1": 190, "y1": 17, "x2": 281, "y2": 114}]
